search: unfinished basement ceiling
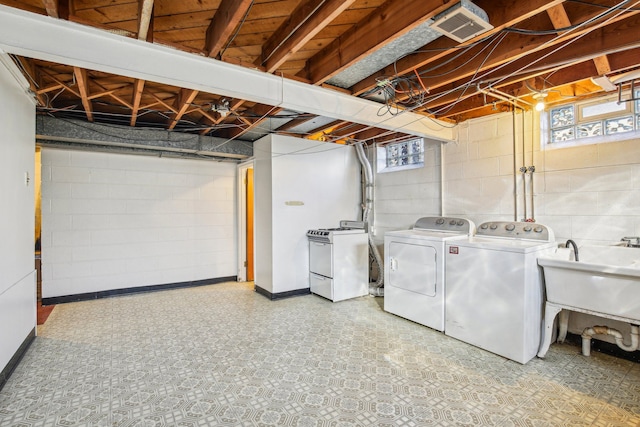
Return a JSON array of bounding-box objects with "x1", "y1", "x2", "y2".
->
[{"x1": 1, "y1": 0, "x2": 640, "y2": 149}]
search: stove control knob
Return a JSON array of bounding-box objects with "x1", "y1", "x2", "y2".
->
[
  {"x1": 436, "y1": 218, "x2": 445, "y2": 225},
  {"x1": 449, "y1": 220, "x2": 457, "y2": 225},
  {"x1": 523, "y1": 226, "x2": 532, "y2": 232},
  {"x1": 490, "y1": 224, "x2": 498, "y2": 230},
  {"x1": 505, "y1": 224, "x2": 515, "y2": 231},
  {"x1": 534, "y1": 226, "x2": 543, "y2": 233},
  {"x1": 480, "y1": 224, "x2": 488, "y2": 229}
]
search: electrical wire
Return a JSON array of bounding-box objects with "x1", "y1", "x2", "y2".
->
[{"x1": 218, "y1": 0, "x2": 255, "y2": 59}]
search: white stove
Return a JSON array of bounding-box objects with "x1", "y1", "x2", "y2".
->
[{"x1": 307, "y1": 221, "x2": 368, "y2": 302}]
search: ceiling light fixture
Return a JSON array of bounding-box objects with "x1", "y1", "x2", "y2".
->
[{"x1": 532, "y1": 92, "x2": 548, "y2": 112}]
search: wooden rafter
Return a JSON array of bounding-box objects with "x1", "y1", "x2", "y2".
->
[
  {"x1": 593, "y1": 55, "x2": 611, "y2": 76},
  {"x1": 137, "y1": 0, "x2": 154, "y2": 41},
  {"x1": 41, "y1": 0, "x2": 70, "y2": 19},
  {"x1": 130, "y1": 79, "x2": 145, "y2": 126},
  {"x1": 39, "y1": 68, "x2": 80, "y2": 97},
  {"x1": 17, "y1": 58, "x2": 47, "y2": 106},
  {"x1": 546, "y1": 4, "x2": 572, "y2": 29},
  {"x1": 73, "y1": 67, "x2": 93, "y2": 122},
  {"x1": 259, "y1": 0, "x2": 356, "y2": 73},
  {"x1": 405, "y1": 8, "x2": 640, "y2": 107},
  {"x1": 168, "y1": 88, "x2": 199, "y2": 130},
  {"x1": 351, "y1": 0, "x2": 567, "y2": 96},
  {"x1": 300, "y1": 0, "x2": 454, "y2": 85},
  {"x1": 149, "y1": 93, "x2": 178, "y2": 114},
  {"x1": 431, "y1": 41, "x2": 640, "y2": 117},
  {"x1": 204, "y1": 0, "x2": 253, "y2": 59}
]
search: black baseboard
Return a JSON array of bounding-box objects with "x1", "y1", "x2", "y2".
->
[
  {"x1": 254, "y1": 284, "x2": 310, "y2": 300},
  {"x1": 564, "y1": 332, "x2": 640, "y2": 363},
  {"x1": 41, "y1": 276, "x2": 237, "y2": 305},
  {"x1": 0, "y1": 328, "x2": 35, "y2": 392}
]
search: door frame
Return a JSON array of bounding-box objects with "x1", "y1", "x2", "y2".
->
[{"x1": 236, "y1": 159, "x2": 254, "y2": 282}]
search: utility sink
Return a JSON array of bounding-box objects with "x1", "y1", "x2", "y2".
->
[{"x1": 536, "y1": 245, "x2": 640, "y2": 358}]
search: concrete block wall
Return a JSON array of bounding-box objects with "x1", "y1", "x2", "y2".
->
[
  {"x1": 373, "y1": 142, "x2": 442, "y2": 243},
  {"x1": 41, "y1": 149, "x2": 236, "y2": 298}
]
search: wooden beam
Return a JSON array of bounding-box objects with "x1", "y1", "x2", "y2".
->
[
  {"x1": 130, "y1": 79, "x2": 145, "y2": 126},
  {"x1": 223, "y1": 103, "x2": 281, "y2": 139},
  {"x1": 433, "y1": 47, "x2": 640, "y2": 118},
  {"x1": 41, "y1": 0, "x2": 70, "y2": 19},
  {"x1": 404, "y1": 8, "x2": 640, "y2": 106},
  {"x1": 259, "y1": 0, "x2": 356, "y2": 73},
  {"x1": 351, "y1": 0, "x2": 567, "y2": 96},
  {"x1": 546, "y1": 4, "x2": 572, "y2": 29},
  {"x1": 17, "y1": 58, "x2": 47, "y2": 106},
  {"x1": 137, "y1": 0, "x2": 154, "y2": 41},
  {"x1": 204, "y1": 0, "x2": 253, "y2": 58},
  {"x1": 149, "y1": 93, "x2": 178, "y2": 114},
  {"x1": 300, "y1": 0, "x2": 455, "y2": 85},
  {"x1": 593, "y1": 55, "x2": 611, "y2": 75},
  {"x1": 169, "y1": 88, "x2": 199, "y2": 130},
  {"x1": 73, "y1": 67, "x2": 93, "y2": 122}
]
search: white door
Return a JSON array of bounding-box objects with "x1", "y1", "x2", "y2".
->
[{"x1": 388, "y1": 242, "x2": 437, "y2": 296}]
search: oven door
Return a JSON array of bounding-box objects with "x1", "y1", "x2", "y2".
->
[{"x1": 309, "y1": 240, "x2": 333, "y2": 278}]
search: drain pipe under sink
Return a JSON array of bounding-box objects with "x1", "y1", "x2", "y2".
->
[
  {"x1": 581, "y1": 325, "x2": 639, "y2": 356},
  {"x1": 354, "y1": 141, "x2": 384, "y2": 296}
]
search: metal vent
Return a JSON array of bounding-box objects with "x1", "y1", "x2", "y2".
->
[{"x1": 431, "y1": 1, "x2": 493, "y2": 43}]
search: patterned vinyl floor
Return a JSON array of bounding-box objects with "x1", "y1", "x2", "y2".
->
[{"x1": 0, "y1": 281, "x2": 638, "y2": 427}]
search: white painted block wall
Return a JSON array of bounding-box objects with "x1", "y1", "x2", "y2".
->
[
  {"x1": 0, "y1": 59, "x2": 36, "y2": 375},
  {"x1": 373, "y1": 142, "x2": 442, "y2": 243},
  {"x1": 40, "y1": 149, "x2": 237, "y2": 298}
]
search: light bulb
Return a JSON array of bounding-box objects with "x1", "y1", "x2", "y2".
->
[{"x1": 533, "y1": 92, "x2": 547, "y2": 112}]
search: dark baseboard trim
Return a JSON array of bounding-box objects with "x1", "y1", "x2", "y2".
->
[
  {"x1": 42, "y1": 276, "x2": 237, "y2": 305},
  {"x1": 254, "y1": 285, "x2": 310, "y2": 300},
  {"x1": 564, "y1": 332, "x2": 640, "y2": 363},
  {"x1": 0, "y1": 328, "x2": 35, "y2": 392}
]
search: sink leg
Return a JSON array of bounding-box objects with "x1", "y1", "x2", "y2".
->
[
  {"x1": 538, "y1": 302, "x2": 563, "y2": 358},
  {"x1": 557, "y1": 309, "x2": 570, "y2": 343}
]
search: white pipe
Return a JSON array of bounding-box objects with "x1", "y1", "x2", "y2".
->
[
  {"x1": 440, "y1": 142, "x2": 445, "y2": 217},
  {"x1": 0, "y1": 5, "x2": 454, "y2": 142},
  {"x1": 512, "y1": 110, "x2": 518, "y2": 221},
  {"x1": 581, "y1": 325, "x2": 640, "y2": 356},
  {"x1": 354, "y1": 142, "x2": 384, "y2": 294}
]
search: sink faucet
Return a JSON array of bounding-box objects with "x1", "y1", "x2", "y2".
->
[{"x1": 565, "y1": 239, "x2": 579, "y2": 261}]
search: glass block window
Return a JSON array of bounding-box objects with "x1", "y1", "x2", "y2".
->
[
  {"x1": 546, "y1": 91, "x2": 640, "y2": 145},
  {"x1": 377, "y1": 138, "x2": 425, "y2": 173},
  {"x1": 385, "y1": 138, "x2": 424, "y2": 169},
  {"x1": 605, "y1": 116, "x2": 634, "y2": 134}
]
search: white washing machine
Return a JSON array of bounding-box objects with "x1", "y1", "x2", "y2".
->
[
  {"x1": 384, "y1": 217, "x2": 475, "y2": 331},
  {"x1": 445, "y1": 221, "x2": 556, "y2": 364}
]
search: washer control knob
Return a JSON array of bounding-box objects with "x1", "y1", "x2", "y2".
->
[
  {"x1": 524, "y1": 226, "x2": 532, "y2": 232},
  {"x1": 505, "y1": 224, "x2": 515, "y2": 231},
  {"x1": 456, "y1": 220, "x2": 464, "y2": 226},
  {"x1": 436, "y1": 218, "x2": 445, "y2": 225},
  {"x1": 534, "y1": 226, "x2": 543, "y2": 233},
  {"x1": 450, "y1": 220, "x2": 457, "y2": 225},
  {"x1": 480, "y1": 224, "x2": 488, "y2": 229},
  {"x1": 490, "y1": 224, "x2": 498, "y2": 230}
]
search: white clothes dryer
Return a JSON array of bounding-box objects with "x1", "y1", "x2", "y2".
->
[
  {"x1": 445, "y1": 221, "x2": 556, "y2": 364},
  {"x1": 384, "y1": 217, "x2": 475, "y2": 331}
]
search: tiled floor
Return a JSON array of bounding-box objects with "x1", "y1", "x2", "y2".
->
[{"x1": 1, "y1": 281, "x2": 639, "y2": 427}]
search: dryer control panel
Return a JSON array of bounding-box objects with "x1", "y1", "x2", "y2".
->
[
  {"x1": 476, "y1": 221, "x2": 554, "y2": 241},
  {"x1": 413, "y1": 217, "x2": 476, "y2": 234}
]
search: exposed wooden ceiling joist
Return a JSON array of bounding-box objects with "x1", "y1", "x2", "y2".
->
[{"x1": 0, "y1": 0, "x2": 638, "y2": 145}]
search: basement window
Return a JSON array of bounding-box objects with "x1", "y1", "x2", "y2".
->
[
  {"x1": 544, "y1": 90, "x2": 640, "y2": 148},
  {"x1": 377, "y1": 138, "x2": 424, "y2": 173}
]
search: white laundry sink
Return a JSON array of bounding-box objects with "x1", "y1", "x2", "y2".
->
[{"x1": 537, "y1": 245, "x2": 640, "y2": 321}]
